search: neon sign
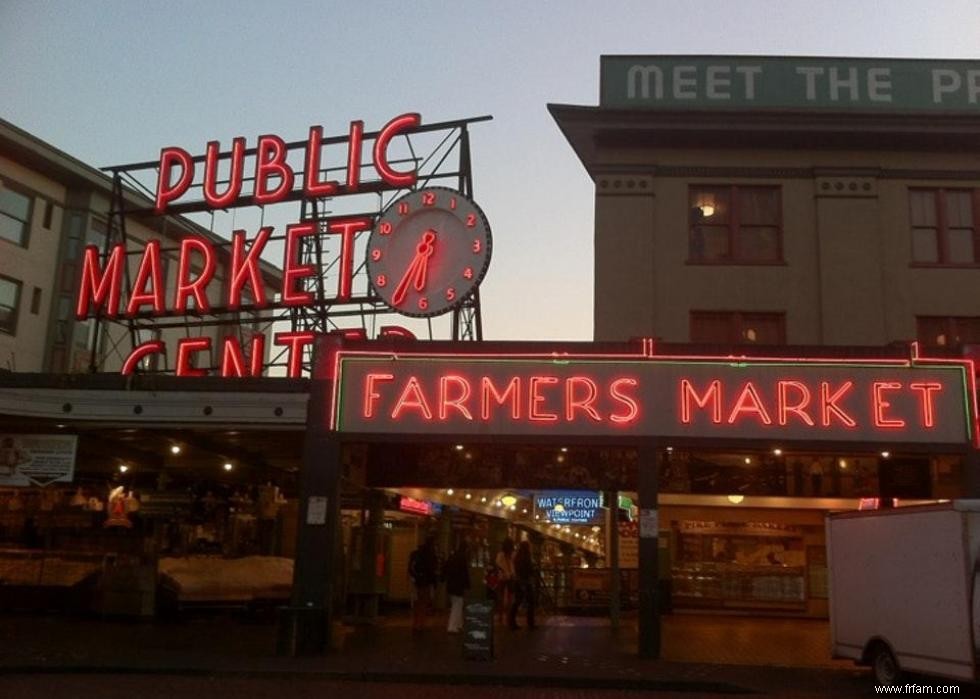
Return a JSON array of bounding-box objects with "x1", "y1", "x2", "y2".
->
[
  {"x1": 399, "y1": 496, "x2": 436, "y2": 516},
  {"x1": 534, "y1": 491, "x2": 604, "y2": 525},
  {"x1": 330, "y1": 348, "x2": 975, "y2": 445},
  {"x1": 76, "y1": 114, "x2": 442, "y2": 377}
]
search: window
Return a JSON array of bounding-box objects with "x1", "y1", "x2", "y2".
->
[
  {"x1": 691, "y1": 311, "x2": 786, "y2": 345},
  {"x1": 910, "y1": 188, "x2": 978, "y2": 265},
  {"x1": 30, "y1": 287, "x2": 41, "y2": 315},
  {"x1": 0, "y1": 184, "x2": 32, "y2": 247},
  {"x1": 42, "y1": 201, "x2": 53, "y2": 230},
  {"x1": 0, "y1": 276, "x2": 22, "y2": 335},
  {"x1": 917, "y1": 316, "x2": 980, "y2": 349},
  {"x1": 689, "y1": 185, "x2": 781, "y2": 263}
]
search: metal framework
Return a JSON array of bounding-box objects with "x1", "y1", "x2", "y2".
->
[{"x1": 89, "y1": 116, "x2": 491, "y2": 376}]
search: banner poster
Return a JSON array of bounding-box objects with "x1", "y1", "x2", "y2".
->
[{"x1": 0, "y1": 434, "x2": 78, "y2": 487}]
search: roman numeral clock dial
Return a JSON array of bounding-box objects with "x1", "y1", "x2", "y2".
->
[{"x1": 367, "y1": 187, "x2": 492, "y2": 318}]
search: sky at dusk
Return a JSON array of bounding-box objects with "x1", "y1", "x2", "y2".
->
[{"x1": 1, "y1": 0, "x2": 978, "y2": 341}]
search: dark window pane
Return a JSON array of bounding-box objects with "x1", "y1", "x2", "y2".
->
[
  {"x1": 0, "y1": 212, "x2": 26, "y2": 245},
  {"x1": 952, "y1": 318, "x2": 980, "y2": 345},
  {"x1": 30, "y1": 287, "x2": 41, "y2": 315},
  {"x1": 917, "y1": 317, "x2": 948, "y2": 347},
  {"x1": 737, "y1": 226, "x2": 780, "y2": 262},
  {"x1": 0, "y1": 277, "x2": 21, "y2": 335},
  {"x1": 738, "y1": 188, "x2": 779, "y2": 225},
  {"x1": 692, "y1": 225, "x2": 730, "y2": 261},
  {"x1": 945, "y1": 191, "x2": 973, "y2": 228},
  {"x1": 947, "y1": 228, "x2": 975, "y2": 264},
  {"x1": 909, "y1": 190, "x2": 937, "y2": 227},
  {"x1": 911, "y1": 228, "x2": 939, "y2": 263},
  {"x1": 0, "y1": 187, "x2": 30, "y2": 221},
  {"x1": 691, "y1": 313, "x2": 732, "y2": 344},
  {"x1": 741, "y1": 314, "x2": 784, "y2": 344}
]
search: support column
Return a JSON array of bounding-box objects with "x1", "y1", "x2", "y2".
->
[
  {"x1": 281, "y1": 379, "x2": 342, "y2": 655},
  {"x1": 605, "y1": 490, "x2": 620, "y2": 630},
  {"x1": 963, "y1": 450, "x2": 980, "y2": 498},
  {"x1": 637, "y1": 442, "x2": 661, "y2": 658}
]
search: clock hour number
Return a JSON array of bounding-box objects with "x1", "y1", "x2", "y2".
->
[
  {"x1": 375, "y1": 274, "x2": 387, "y2": 287},
  {"x1": 466, "y1": 213, "x2": 476, "y2": 228},
  {"x1": 398, "y1": 202, "x2": 410, "y2": 216},
  {"x1": 371, "y1": 249, "x2": 382, "y2": 261},
  {"x1": 472, "y1": 239, "x2": 482, "y2": 253},
  {"x1": 422, "y1": 191, "x2": 436, "y2": 206},
  {"x1": 446, "y1": 287, "x2": 456, "y2": 302},
  {"x1": 449, "y1": 197, "x2": 457, "y2": 210},
  {"x1": 463, "y1": 267, "x2": 473, "y2": 280},
  {"x1": 418, "y1": 296, "x2": 428, "y2": 311},
  {"x1": 380, "y1": 222, "x2": 392, "y2": 236}
]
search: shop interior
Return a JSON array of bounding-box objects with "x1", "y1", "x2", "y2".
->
[{"x1": 0, "y1": 422, "x2": 963, "y2": 632}]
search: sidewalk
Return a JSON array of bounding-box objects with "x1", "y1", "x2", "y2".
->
[{"x1": 0, "y1": 611, "x2": 868, "y2": 694}]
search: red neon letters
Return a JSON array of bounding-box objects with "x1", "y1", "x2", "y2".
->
[
  {"x1": 153, "y1": 114, "x2": 421, "y2": 213},
  {"x1": 362, "y1": 373, "x2": 642, "y2": 426}
]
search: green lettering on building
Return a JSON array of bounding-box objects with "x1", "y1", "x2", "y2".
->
[{"x1": 600, "y1": 56, "x2": 980, "y2": 112}]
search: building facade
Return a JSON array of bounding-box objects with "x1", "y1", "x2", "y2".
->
[
  {"x1": 550, "y1": 56, "x2": 980, "y2": 350},
  {"x1": 0, "y1": 118, "x2": 280, "y2": 375}
]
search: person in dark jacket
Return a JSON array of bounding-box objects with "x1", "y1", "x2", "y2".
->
[
  {"x1": 409, "y1": 534, "x2": 439, "y2": 631},
  {"x1": 444, "y1": 541, "x2": 470, "y2": 633},
  {"x1": 508, "y1": 540, "x2": 536, "y2": 630}
]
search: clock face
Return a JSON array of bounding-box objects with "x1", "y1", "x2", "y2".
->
[{"x1": 366, "y1": 187, "x2": 492, "y2": 318}]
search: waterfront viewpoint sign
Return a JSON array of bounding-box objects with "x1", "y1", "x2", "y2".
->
[
  {"x1": 328, "y1": 345, "x2": 978, "y2": 446},
  {"x1": 601, "y1": 56, "x2": 980, "y2": 112}
]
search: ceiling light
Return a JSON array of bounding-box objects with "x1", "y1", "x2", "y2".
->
[
  {"x1": 666, "y1": 446, "x2": 673, "y2": 452},
  {"x1": 465, "y1": 493, "x2": 472, "y2": 500},
  {"x1": 446, "y1": 488, "x2": 454, "y2": 495},
  {"x1": 454, "y1": 444, "x2": 464, "y2": 451},
  {"x1": 522, "y1": 508, "x2": 528, "y2": 514},
  {"x1": 880, "y1": 451, "x2": 890, "y2": 459},
  {"x1": 838, "y1": 459, "x2": 848, "y2": 469},
  {"x1": 480, "y1": 496, "x2": 487, "y2": 503},
  {"x1": 744, "y1": 457, "x2": 752, "y2": 465},
  {"x1": 495, "y1": 500, "x2": 503, "y2": 507},
  {"x1": 501, "y1": 494, "x2": 517, "y2": 507},
  {"x1": 560, "y1": 447, "x2": 568, "y2": 453},
  {"x1": 170, "y1": 444, "x2": 182, "y2": 455},
  {"x1": 591, "y1": 526, "x2": 601, "y2": 532},
  {"x1": 118, "y1": 464, "x2": 129, "y2": 473},
  {"x1": 223, "y1": 462, "x2": 233, "y2": 471},
  {"x1": 727, "y1": 494, "x2": 745, "y2": 505},
  {"x1": 772, "y1": 448, "x2": 782, "y2": 456}
]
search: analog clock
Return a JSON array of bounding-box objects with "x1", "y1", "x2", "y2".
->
[{"x1": 366, "y1": 186, "x2": 492, "y2": 318}]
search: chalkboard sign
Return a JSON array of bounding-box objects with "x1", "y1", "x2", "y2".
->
[{"x1": 462, "y1": 600, "x2": 494, "y2": 660}]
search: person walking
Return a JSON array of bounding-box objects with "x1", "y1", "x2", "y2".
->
[
  {"x1": 508, "y1": 540, "x2": 536, "y2": 630},
  {"x1": 409, "y1": 534, "x2": 439, "y2": 631},
  {"x1": 444, "y1": 541, "x2": 470, "y2": 633},
  {"x1": 494, "y1": 537, "x2": 515, "y2": 624}
]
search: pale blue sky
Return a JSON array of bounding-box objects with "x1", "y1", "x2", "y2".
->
[{"x1": 1, "y1": 0, "x2": 978, "y2": 340}]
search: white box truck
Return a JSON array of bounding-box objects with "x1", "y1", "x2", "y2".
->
[{"x1": 827, "y1": 501, "x2": 980, "y2": 684}]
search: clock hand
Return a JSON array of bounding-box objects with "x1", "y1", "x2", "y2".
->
[
  {"x1": 392, "y1": 230, "x2": 437, "y2": 306},
  {"x1": 412, "y1": 230, "x2": 436, "y2": 291}
]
